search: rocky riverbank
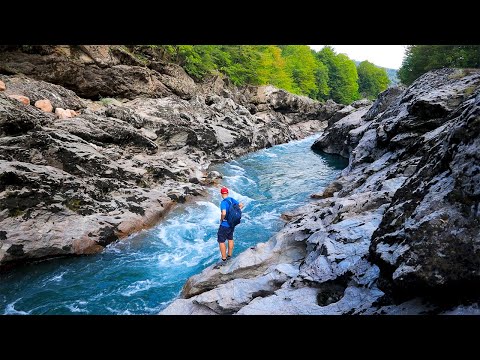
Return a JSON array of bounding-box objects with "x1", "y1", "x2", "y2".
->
[
  {"x1": 0, "y1": 45, "x2": 350, "y2": 270},
  {"x1": 162, "y1": 68, "x2": 480, "y2": 314}
]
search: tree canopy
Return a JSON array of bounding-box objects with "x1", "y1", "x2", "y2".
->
[
  {"x1": 256, "y1": 45, "x2": 294, "y2": 91},
  {"x1": 149, "y1": 45, "x2": 393, "y2": 104},
  {"x1": 357, "y1": 60, "x2": 390, "y2": 99},
  {"x1": 280, "y1": 45, "x2": 319, "y2": 98},
  {"x1": 398, "y1": 45, "x2": 480, "y2": 85}
]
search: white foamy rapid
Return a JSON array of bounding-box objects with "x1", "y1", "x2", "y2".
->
[{"x1": 4, "y1": 299, "x2": 30, "y2": 315}]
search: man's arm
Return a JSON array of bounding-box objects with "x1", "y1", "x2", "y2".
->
[
  {"x1": 234, "y1": 198, "x2": 244, "y2": 210},
  {"x1": 220, "y1": 209, "x2": 226, "y2": 223}
]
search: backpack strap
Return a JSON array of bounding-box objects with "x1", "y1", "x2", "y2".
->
[{"x1": 226, "y1": 198, "x2": 232, "y2": 213}]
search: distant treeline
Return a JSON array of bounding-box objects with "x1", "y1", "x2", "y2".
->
[
  {"x1": 148, "y1": 45, "x2": 390, "y2": 104},
  {"x1": 399, "y1": 45, "x2": 480, "y2": 85}
]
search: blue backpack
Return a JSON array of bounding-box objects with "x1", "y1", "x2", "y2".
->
[{"x1": 225, "y1": 198, "x2": 242, "y2": 228}]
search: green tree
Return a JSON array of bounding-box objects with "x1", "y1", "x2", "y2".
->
[
  {"x1": 317, "y1": 47, "x2": 359, "y2": 104},
  {"x1": 281, "y1": 45, "x2": 319, "y2": 97},
  {"x1": 185, "y1": 45, "x2": 217, "y2": 79},
  {"x1": 162, "y1": 45, "x2": 222, "y2": 80},
  {"x1": 314, "y1": 60, "x2": 330, "y2": 101},
  {"x1": 335, "y1": 53, "x2": 360, "y2": 104},
  {"x1": 398, "y1": 45, "x2": 480, "y2": 85},
  {"x1": 357, "y1": 60, "x2": 390, "y2": 99},
  {"x1": 256, "y1": 45, "x2": 294, "y2": 91},
  {"x1": 219, "y1": 45, "x2": 262, "y2": 85}
]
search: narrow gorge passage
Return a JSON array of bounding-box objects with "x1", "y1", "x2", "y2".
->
[{"x1": 0, "y1": 134, "x2": 347, "y2": 314}]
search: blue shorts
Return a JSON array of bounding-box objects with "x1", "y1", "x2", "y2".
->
[{"x1": 217, "y1": 225, "x2": 234, "y2": 243}]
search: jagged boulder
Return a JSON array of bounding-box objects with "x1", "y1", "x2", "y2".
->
[
  {"x1": 0, "y1": 93, "x2": 44, "y2": 136},
  {"x1": 311, "y1": 105, "x2": 372, "y2": 158},
  {"x1": 363, "y1": 86, "x2": 405, "y2": 121},
  {"x1": 149, "y1": 60, "x2": 198, "y2": 99},
  {"x1": 369, "y1": 69, "x2": 480, "y2": 297}
]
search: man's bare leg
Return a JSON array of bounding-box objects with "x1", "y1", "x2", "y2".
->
[
  {"x1": 227, "y1": 240, "x2": 234, "y2": 257},
  {"x1": 219, "y1": 242, "x2": 227, "y2": 260}
]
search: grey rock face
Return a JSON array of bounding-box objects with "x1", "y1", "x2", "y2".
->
[
  {"x1": 0, "y1": 46, "x2": 171, "y2": 100},
  {"x1": 164, "y1": 68, "x2": 480, "y2": 314},
  {"x1": 312, "y1": 86, "x2": 406, "y2": 160},
  {"x1": 369, "y1": 71, "x2": 480, "y2": 297},
  {"x1": 311, "y1": 106, "x2": 372, "y2": 158},
  {"x1": 1, "y1": 75, "x2": 85, "y2": 110},
  {"x1": 0, "y1": 93, "x2": 44, "y2": 136},
  {"x1": 363, "y1": 86, "x2": 405, "y2": 121}
]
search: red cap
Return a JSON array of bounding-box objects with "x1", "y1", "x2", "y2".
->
[{"x1": 220, "y1": 187, "x2": 229, "y2": 194}]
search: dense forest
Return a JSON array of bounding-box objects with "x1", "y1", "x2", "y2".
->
[
  {"x1": 398, "y1": 45, "x2": 480, "y2": 85},
  {"x1": 144, "y1": 45, "x2": 390, "y2": 104}
]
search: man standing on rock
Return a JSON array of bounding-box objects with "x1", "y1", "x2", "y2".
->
[{"x1": 216, "y1": 187, "x2": 243, "y2": 267}]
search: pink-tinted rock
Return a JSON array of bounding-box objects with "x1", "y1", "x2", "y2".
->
[
  {"x1": 8, "y1": 94, "x2": 30, "y2": 105},
  {"x1": 34, "y1": 99, "x2": 53, "y2": 113},
  {"x1": 55, "y1": 108, "x2": 69, "y2": 119},
  {"x1": 55, "y1": 107, "x2": 75, "y2": 119},
  {"x1": 0, "y1": 80, "x2": 5, "y2": 91}
]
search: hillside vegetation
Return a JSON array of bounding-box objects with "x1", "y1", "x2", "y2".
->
[{"x1": 138, "y1": 45, "x2": 390, "y2": 104}]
